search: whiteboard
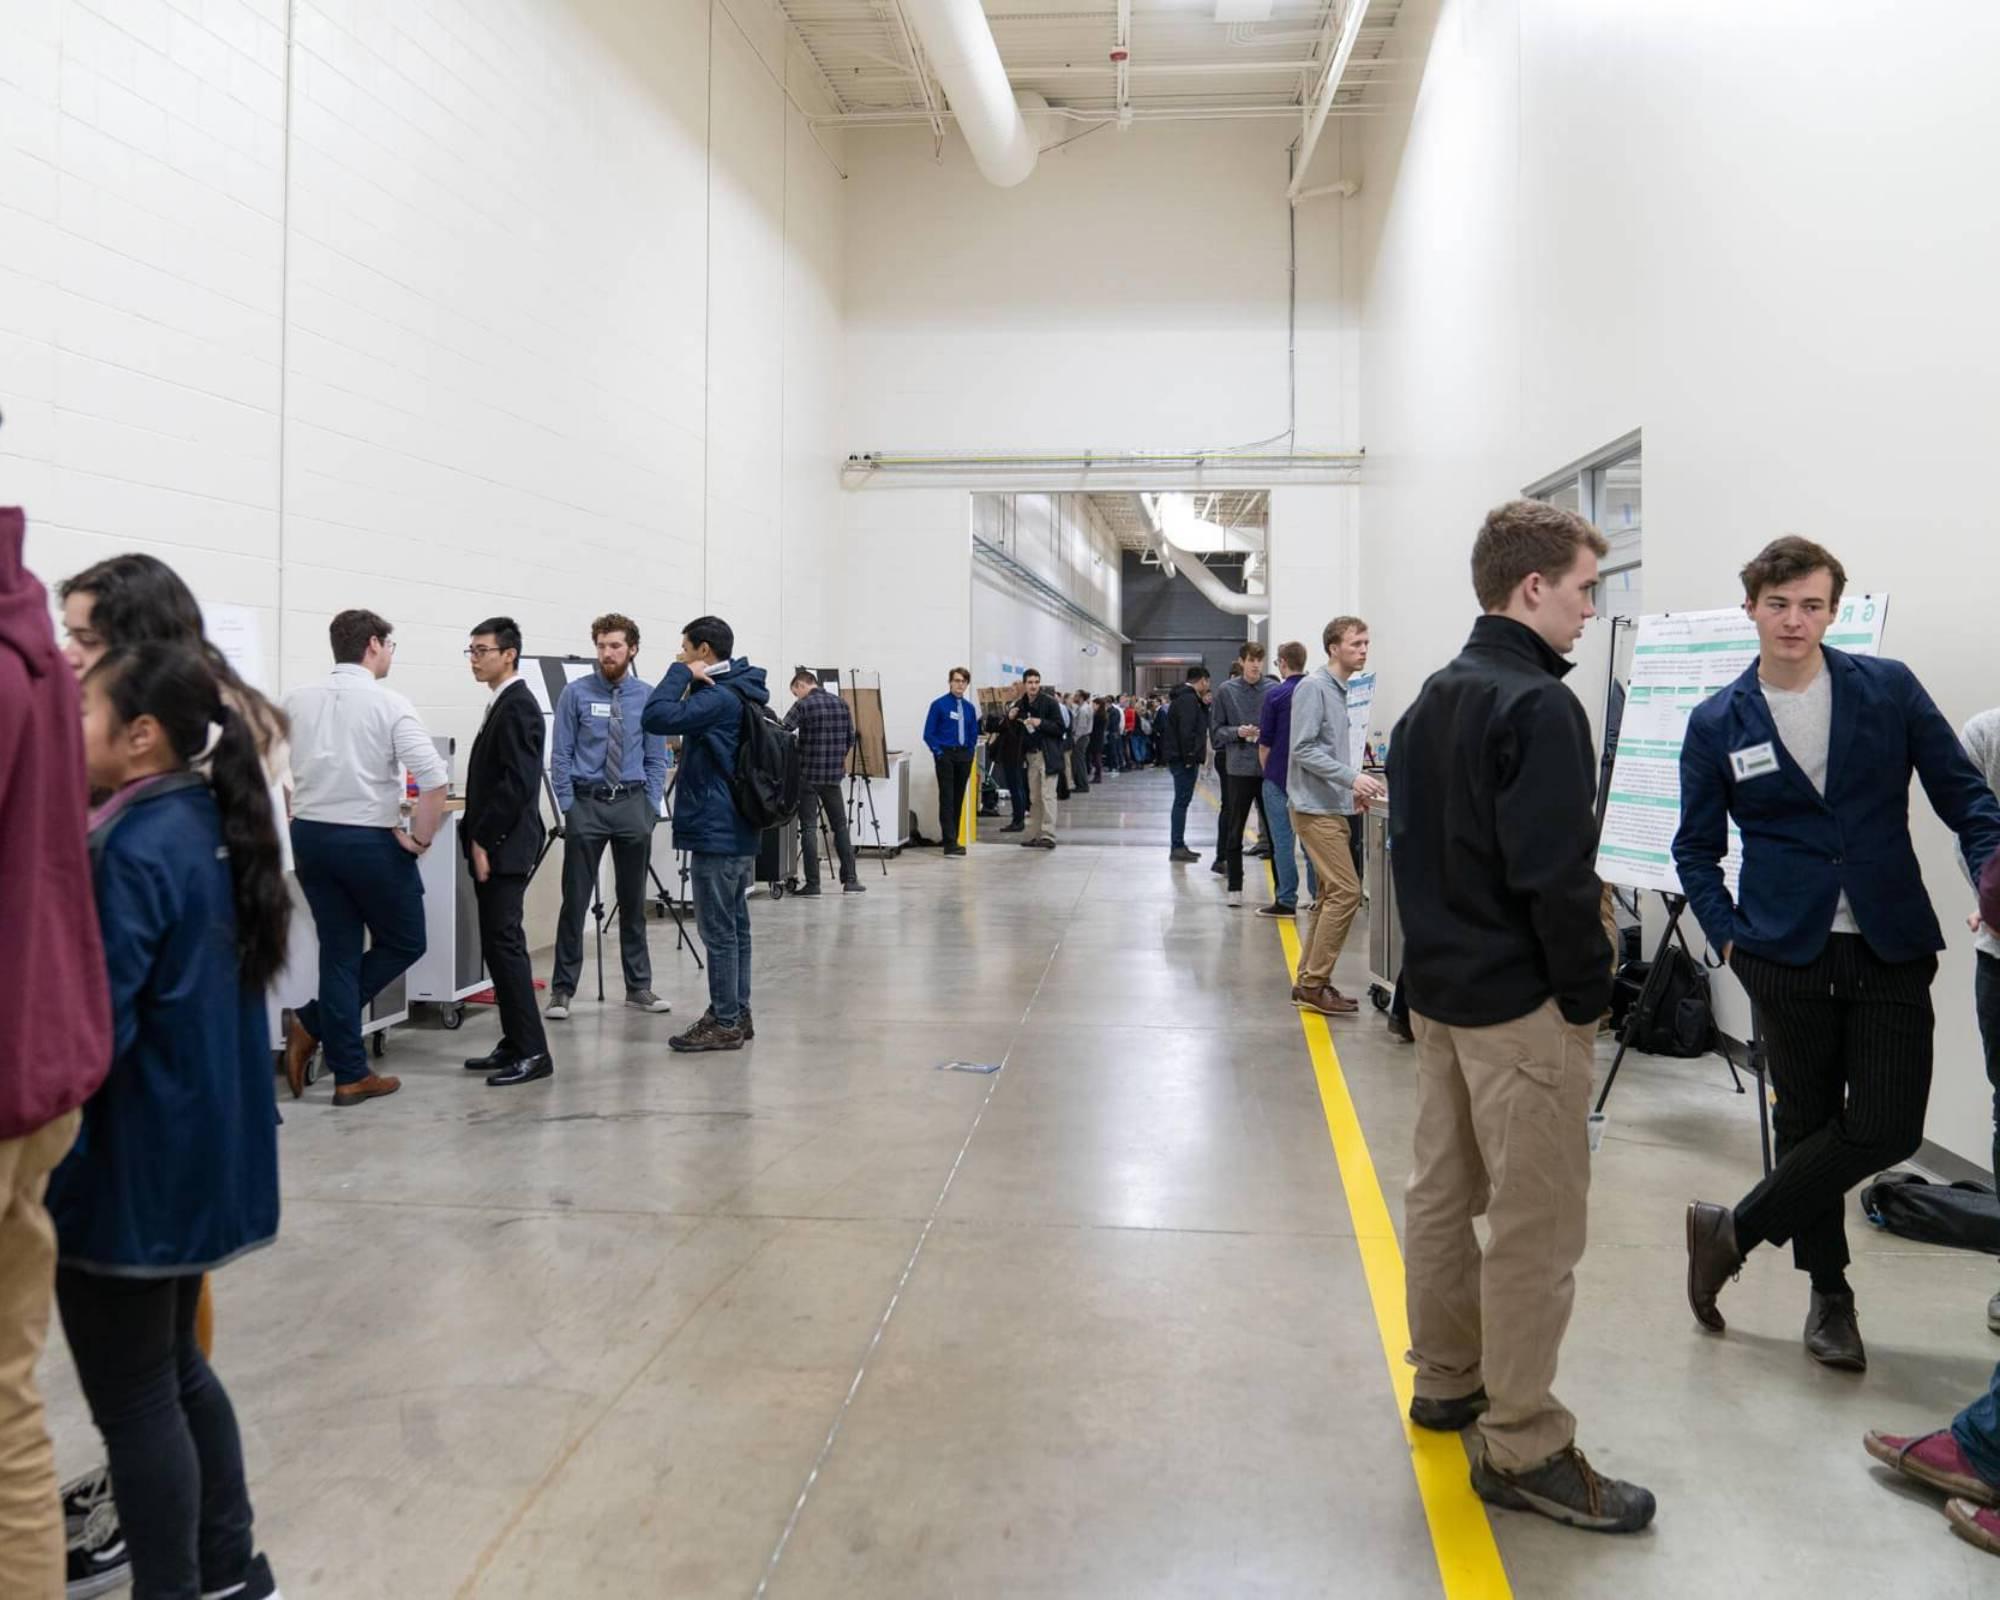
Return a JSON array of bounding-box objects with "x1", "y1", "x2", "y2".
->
[{"x1": 1594, "y1": 596, "x2": 1889, "y2": 894}]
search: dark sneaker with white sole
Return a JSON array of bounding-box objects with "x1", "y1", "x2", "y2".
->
[
  {"x1": 1470, "y1": 1444, "x2": 1656, "y2": 1534},
  {"x1": 626, "y1": 989, "x2": 671, "y2": 1013},
  {"x1": 204, "y1": 1550, "x2": 283, "y2": 1599},
  {"x1": 545, "y1": 989, "x2": 572, "y2": 1021},
  {"x1": 698, "y1": 1006, "x2": 753, "y2": 1040},
  {"x1": 63, "y1": 1465, "x2": 129, "y2": 1599},
  {"x1": 669, "y1": 1015, "x2": 744, "y2": 1052},
  {"x1": 1409, "y1": 1388, "x2": 1489, "y2": 1432}
]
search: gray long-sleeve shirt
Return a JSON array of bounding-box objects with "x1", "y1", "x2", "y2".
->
[
  {"x1": 1963, "y1": 708, "x2": 2000, "y2": 959},
  {"x1": 1211, "y1": 675, "x2": 1271, "y2": 776},
  {"x1": 1287, "y1": 665, "x2": 1360, "y2": 816}
]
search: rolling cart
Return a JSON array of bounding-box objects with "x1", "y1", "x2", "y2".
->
[{"x1": 1364, "y1": 804, "x2": 1401, "y2": 1013}]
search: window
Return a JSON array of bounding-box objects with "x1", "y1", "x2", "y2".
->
[{"x1": 1526, "y1": 430, "x2": 1642, "y2": 617}]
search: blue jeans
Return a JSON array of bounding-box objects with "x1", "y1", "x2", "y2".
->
[
  {"x1": 290, "y1": 820, "x2": 425, "y2": 1084},
  {"x1": 1953, "y1": 1362, "x2": 2000, "y2": 1488},
  {"x1": 1169, "y1": 763, "x2": 1199, "y2": 850},
  {"x1": 690, "y1": 852, "x2": 753, "y2": 1026},
  {"x1": 1261, "y1": 779, "x2": 1300, "y2": 905}
]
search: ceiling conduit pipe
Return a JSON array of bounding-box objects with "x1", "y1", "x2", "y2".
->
[
  {"x1": 1138, "y1": 495, "x2": 1270, "y2": 619},
  {"x1": 900, "y1": 0, "x2": 1044, "y2": 186}
]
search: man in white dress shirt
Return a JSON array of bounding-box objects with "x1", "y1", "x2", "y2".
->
[{"x1": 282, "y1": 609, "x2": 449, "y2": 1108}]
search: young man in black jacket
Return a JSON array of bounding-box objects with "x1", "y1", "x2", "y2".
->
[
  {"x1": 1161, "y1": 668, "x2": 1211, "y2": 862},
  {"x1": 1387, "y1": 500, "x2": 1653, "y2": 1534},
  {"x1": 1013, "y1": 670, "x2": 1064, "y2": 848},
  {"x1": 463, "y1": 618, "x2": 553, "y2": 1087}
]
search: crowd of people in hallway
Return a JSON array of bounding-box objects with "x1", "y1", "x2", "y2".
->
[{"x1": 11, "y1": 487, "x2": 2000, "y2": 1595}]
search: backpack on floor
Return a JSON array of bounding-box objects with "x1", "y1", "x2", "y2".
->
[
  {"x1": 720, "y1": 682, "x2": 802, "y2": 830},
  {"x1": 1625, "y1": 947, "x2": 1714, "y2": 1058},
  {"x1": 1861, "y1": 1173, "x2": 2000, "y2": 1255}
]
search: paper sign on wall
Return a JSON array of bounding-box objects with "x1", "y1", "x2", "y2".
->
[
  {"x1": 202, "y1": 604, "x2": 267, "y2": 691},
  {"x1": 1594, "y1": 596, "x2": 1889, "y2": 895}
]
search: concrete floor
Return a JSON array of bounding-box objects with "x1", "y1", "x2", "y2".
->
[{"x1": 40, "y1": 767, "x2": 2000, "y2": 1597}]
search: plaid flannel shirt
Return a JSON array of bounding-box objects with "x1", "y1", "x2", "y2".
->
[{"x1": 784, "y1": 687, "x2": 854, "y2": 787}]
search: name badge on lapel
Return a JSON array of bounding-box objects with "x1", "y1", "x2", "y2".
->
[{"x1": 1730, "y1": 741, "x2": 1780, "y2": 780}]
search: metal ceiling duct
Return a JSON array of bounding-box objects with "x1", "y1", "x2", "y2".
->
[
  {"x1": 899, "y1": 0, "x2": 1045, "y2": 186},
  {"x1": 1137, "y1": 494, "x2": 1269, "y2": 618}
]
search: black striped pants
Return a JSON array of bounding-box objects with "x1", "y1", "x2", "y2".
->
[{"x1": 1731, "y1": 935, "x2": 1938, "y2": 1277}]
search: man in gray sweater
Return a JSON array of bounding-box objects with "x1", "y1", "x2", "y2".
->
[
  {"x1": 1212, "y1": 643, "x2": 1272, "y2": 907},
  {"x1": 1965, "y1": 706, "x2": 2000, "y2": 1332}
]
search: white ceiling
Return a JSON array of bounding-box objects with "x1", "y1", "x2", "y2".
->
[{"x1": 779, "y1": 0, "x2": 1405, "y2": 128}]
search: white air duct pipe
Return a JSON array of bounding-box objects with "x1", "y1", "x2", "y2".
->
[
  {"x1": 900, "y1": 0, "x2": 1045, "y2": 186},
  {"x1": 1139, "y1": 495, "x2": 1269, "y2": 618}
]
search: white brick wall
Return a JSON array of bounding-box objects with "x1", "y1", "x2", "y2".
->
[{"x1": 0, "y1": 0, "x2": 845, "y2": 764}]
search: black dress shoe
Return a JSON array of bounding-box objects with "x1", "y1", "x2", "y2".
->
[
  {"x1": 1686, "y1": 1200, "x2": 1743, "y2": 1332},
  {"x1": 487, "y1": 1053, "x2": 554, "y2": 1087},
  {"x1": 796, "y1": 882, "x2": 823, "y2": 896},
  {"x1": 1805, "y1": 1291, "x2": 1867, "y2": 1370},
  {"x1": 1409, "y1": 1387, "x2": 1489, "y2": 1432},
  {"x1": 464, "y1": 1046, "x2": 518, "y2": 1072}
]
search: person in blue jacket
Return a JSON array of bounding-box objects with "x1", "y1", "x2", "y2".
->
[
  {"x1": 923, "y1": 667, "x2": 980, "y2": 856},
  {"x1": 642, "y1": 614, "x2": 768, "y2": 1053},
  {"x1": 53, "y1": 641, "x2": 286, "y2": 1600},
  {"x1": 1680, "y1": 537, "x2": 2000, "y2": 1372}
]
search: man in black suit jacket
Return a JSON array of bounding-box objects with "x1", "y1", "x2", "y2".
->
[{"x1": 463, "y1": 617, "x2": 552, "y2": 1086}]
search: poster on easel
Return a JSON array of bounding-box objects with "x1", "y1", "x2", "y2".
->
[
  {"x1": 841, "y1": 671, "x2": 889, "y2": 778},
  {"x1": 1594, "y1": 595, "x2": 1889, "y2": 895},
  {"x1": 1346, "y1": 670, "x2": 1377, "y2": 765}
]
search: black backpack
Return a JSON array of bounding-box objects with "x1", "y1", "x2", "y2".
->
[
  {"x1": 720, "y1": 681, "x2": 801, "y2": 829},
  {"x1": 1625, "y1": 947, "x2": 1715, "y2": 1058},
  {"x1": 1861, "y1": 1173, "x2": 2000, "y2": 1254}
]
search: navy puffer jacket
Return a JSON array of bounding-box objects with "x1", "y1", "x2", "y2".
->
[{"x1": 642, "y1": 659, "x2": 768, "y2": 856}]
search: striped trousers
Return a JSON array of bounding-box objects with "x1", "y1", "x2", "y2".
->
[{"x1": 1731, "y1": 934, "x2": 1938, "y2": 1277}]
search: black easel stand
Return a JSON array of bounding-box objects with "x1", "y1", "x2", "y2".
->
[
  {"x1": 1714, "y1": 1006, "x2": 1777, "y2": 1178},
  {"x1": 846, "y1": 668, "x2": 891, "y2": 877},
  {"x1": 1593, "y1": 892, "x2": 1745, "y2": 1116},
  {"x1": 587, "y1": 856, "x2": 704, "y2": 999}
]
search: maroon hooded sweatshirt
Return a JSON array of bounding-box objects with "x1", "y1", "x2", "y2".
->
[{"x1": 0, "y1": 507, "x2": 110, "y2": 1139}]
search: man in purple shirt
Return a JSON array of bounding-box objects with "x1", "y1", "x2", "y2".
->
[{"x1": 1254, "y1": 640, "x2": 1311, "y2": 916}]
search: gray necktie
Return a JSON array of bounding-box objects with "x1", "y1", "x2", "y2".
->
[{"x1": 606, "y1": 692, "x2": 625, "y2": 784}]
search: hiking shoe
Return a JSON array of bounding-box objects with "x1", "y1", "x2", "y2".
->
[
  {"x1": 545, "y1": 989, "x2": 572, "y2": 1021},
  {"x1": 1806, "y1": 1290, "x2": 1866, "y2": 1371},
  {"x1": 626, "y1": 989, "x2": 672, "y2": 1014},
  {"x1": 331, "y1": 1073, "x2": 401, "y2": 1107},
  {"x1": 1947, "y1": 1498, "x2": 2000, "y2": 1557},
  {"x1": 1410, "y1": 1388, "x2": 1489, "y2": 1433},
  {"x1": 1863, "y1": 1429, "x2": 2000, "y2": 1505},
  {"x1": 699, "y1": 1006, "x2": 754, "y2": 1040},
  {"x1": 669, "y1": 1015, "x2": 744, "y2": 1052},
  {"x1": 1471, "y1": 1444, "x2": 1656, "y2": 1534},
  {"x1": 63, "y1": 1466, "x2": 127, "y2": 1599},
  {"x1": 1256, "y1": 902, "x2": 1297, "y2": 918}
]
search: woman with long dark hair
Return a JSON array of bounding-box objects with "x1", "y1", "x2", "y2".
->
[{"x1": 49, "y1": 643, "x2": 285, "y2": 1600}]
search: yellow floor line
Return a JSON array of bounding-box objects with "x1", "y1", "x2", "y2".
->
[{"x1": 1201, "y1": 778, "x2": 1510, "y2": 1592}]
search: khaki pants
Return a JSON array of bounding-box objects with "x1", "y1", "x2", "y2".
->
[
  {"x1": 1293, "y1": 810, "x2": 1362, "y2": 989},
  {"x1": 1404, "y1": 1001, "x2": 1594, "y2": 1472},
  {"x1": 1026, "y1": 757, "x2": 1056, "y2": 843},
  {"x1": 0, "y1": 1110, "x2": 81, "y2": 1600}
]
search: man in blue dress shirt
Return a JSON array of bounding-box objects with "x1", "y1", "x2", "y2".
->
[
  {"x1": 923, "y1": 667, "x2": 981, "y2": 856},
  {"x1": 546, "y1": 613, "x2": 670, "y2": 1021}
]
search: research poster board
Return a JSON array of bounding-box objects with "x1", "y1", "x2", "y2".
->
[
  {"x1": 1346, "y1": 670, "x2": 1377, "y2": 765},
  {"x1": 1594, "y1": 597, "x2": 1889, "y2": 895}
]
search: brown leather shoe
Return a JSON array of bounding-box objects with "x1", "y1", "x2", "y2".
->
[
  {"x1": 331, "y1": 1073, "x2": 401, "y2": 1108},
  {"x1": 283, "y1": 1015, "x2": 316, "y2": 1100},
  {"x1": 1686, "y1": 1200, "x2": 1743, "y2": 1332},
  {"x1": 1296, "y1": 984, "x2": 1359, "y2": 1016}
]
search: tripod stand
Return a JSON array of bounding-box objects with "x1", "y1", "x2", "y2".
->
[
  {"x1": 845, "y1": 667, "x2": 890, "y2": 877},
  {"x1": 1594, "y1": 893, "x2": 1743, "y2": 1116}
]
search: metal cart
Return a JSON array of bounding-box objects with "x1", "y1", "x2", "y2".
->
[{"x1": 1364, "y1": 805, "x2": 1402, "y2": 1012}]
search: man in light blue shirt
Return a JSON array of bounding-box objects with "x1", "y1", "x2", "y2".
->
[{"x1": 546, "y1": 613, "x2": 670, "y2": 1020}]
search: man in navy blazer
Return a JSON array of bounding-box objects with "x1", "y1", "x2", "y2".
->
[{"x1": 1681, "y1": 537, "x2": 2000, "y2": 1371}]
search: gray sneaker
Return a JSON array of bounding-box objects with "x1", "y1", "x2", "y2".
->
[
  {"x1": 1471, "y1": 1444, "x2": 1656, "y2": 1534},
  {"x1": 626, "y1": 989, "x2": 672, "y2": 1014},
  {"x1": 545, "y1": 989, "x2": 572, "y2": 1021}
]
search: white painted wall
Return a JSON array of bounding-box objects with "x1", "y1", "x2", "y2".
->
[
  {"x1": 1353, "y1": 0, "x2": 2000, "y2": 1167},
  {"x1": 0, "y1": 0, "x2": 846, "y2": 757},
  {"x1": 971, "y1": 492, "x2": 1121, "y2": 700}
]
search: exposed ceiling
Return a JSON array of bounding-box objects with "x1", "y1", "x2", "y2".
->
[
  {"x1": 779, "y1": 0, "x2": 1405, "y2": 130},
  {"x1": 1091, "y1": 489, "x2": 1267, "y2": 551}
]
